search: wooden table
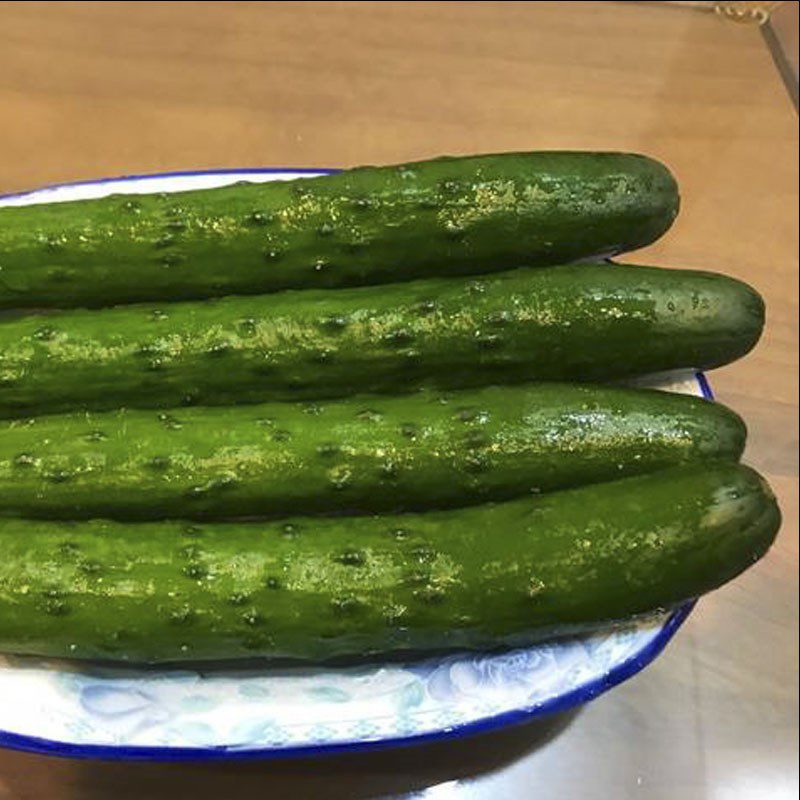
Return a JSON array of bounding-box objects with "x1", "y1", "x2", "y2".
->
[{"x1": 0, "y1": 2, "x2": 797, "y2": 798}]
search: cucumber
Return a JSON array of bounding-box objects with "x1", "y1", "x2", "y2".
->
[
  {"x1": 0, "y1": 463, "x2": 779, "y2": 663},
  {"x1": 0, "y1": 152, "x2": 678, "y2": 309},
  {"x1": 0, "y1": 263, "x2": 763, "y2": 418},
  {"x1": 0, "y1": 383, "x2": 745, "y2": 521}
]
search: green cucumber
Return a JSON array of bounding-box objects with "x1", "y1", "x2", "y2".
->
[
  {"x1": 0, "y1": 152, "x2": 678, "y2": 309},
  {"x1": 0, "y1": 263, "x2": 763, "y2": 418},
  {"x1": 0, "y1": 463, "x2": 779, "y2": 663},
  {"x1": 0, "y1": 383, "x2": 744, "y2": 521}
]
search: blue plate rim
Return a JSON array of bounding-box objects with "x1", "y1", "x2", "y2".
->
[
  {"x1": 0, "y1": 603, "x2": 696, "y2": 762},
  {"x1": 0, "y1": 168, "x2": 710, "y2": 761}
]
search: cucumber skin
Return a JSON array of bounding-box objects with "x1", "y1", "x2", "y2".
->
[
  {"x1": 0, "y1": 152, "x2": 678, "y2": 309},
  {"x1": 0, "y1": 263, "x2": 764, "y2": 418},
  {"x1": 0, "y1": 463, "x2": 779, "y2": 664},
  {"x1": 0, "y1": 383, "x2": 745, "y2": 521}
]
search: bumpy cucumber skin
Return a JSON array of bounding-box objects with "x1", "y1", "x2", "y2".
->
[
  {"x1": 0, "y1": 384, "x2": 745, "y2": 521},
  {"x1": 0, "y1": 264, "x2": 764, "y2": 418},
  {"x1": 0, "y1": 463, "x2": 779, "y2": 663},
  {"x1": 0, "y1": 152, "x2": 678, "y2": 309}
]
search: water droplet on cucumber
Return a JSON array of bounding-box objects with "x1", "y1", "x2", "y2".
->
[
  {"x1": 379, "y1": 461, "x2": 398, "y2": 479},
  {"x1": 206, "y1": 342, "x2": 230, "y2": 357},
  {"x1": 319, "y1": 315, "x2": 349, "y2": 331},
  {"x1": 44, "y1": 599, "x2": 71, "y2": 616},
  {"x1": 182, "y1": 563, "x2": 207, "y2": 579},
  {"x1": 528, "y1": 577, "x2": 546, "y2": 598},
  {"x1": 33, "y1": 326, "x2": 56, "y2": 341},
  {"x1": 248, "y1": 211, "x2": 274, "y2": 226},
  {"x1": 335, "y1": 550, "x2": 366, "y2": 566},
  {"x1": 170, "y1": 606, "x2": 196, "y2": 625},
  {"x1": 157, "y1": 413, "x2": 183, "y2": 430},
  {"x1": 44, "y1": 469, "x2": 73, "y2": 483},
  {"x1": 160, "y1": 253, "x2": 186, "y2": 267},
  {"x1": 309, "y1": 348, "x2": 334, "y2": 364},
  {"x1": 399, "y1": 423, "x2": 418, "y2": 439},
  {"x1": 414, "y1": 586, "x2": 447, "y2": 604},
  {"x1": 328, "y1": 465, "x2": 352, "y2": 490},
  {"x1": 475, "y1": 332, "x2": 503, "y2": 349},
  {"x1": 237, "y1": 318, "x2": 258, "y2": 336},
  {"x1": 147, "y1": 455, "x2": 171, "y2": 471},
  {"x1": 241, "y1": 609, "x2": 263, "y2": 626},
  {"x1": 331, "y1": 596, "x2": 361, "y2": 614},
  {"x1": 382, "y1": 329, "x2": 414, "y2": 346}
]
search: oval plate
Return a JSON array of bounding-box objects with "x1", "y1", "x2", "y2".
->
[{"x1": 0, "y1": 169, "x2": 707, "y2": 761}]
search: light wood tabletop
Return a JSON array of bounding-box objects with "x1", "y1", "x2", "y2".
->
[{"x1": 0, "y1": 2, "x2": 797, "y2": 798}]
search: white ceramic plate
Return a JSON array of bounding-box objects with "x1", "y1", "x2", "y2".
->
[{"x1": 0, "y1": 170, "x2": 706, "y2": 761}]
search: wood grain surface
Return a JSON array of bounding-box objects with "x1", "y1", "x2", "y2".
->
[{"x1": 0, "y1": 2, "x2": 797, "y2": 798}]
